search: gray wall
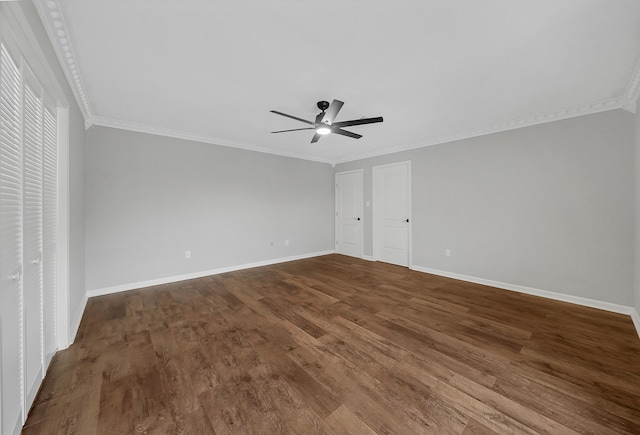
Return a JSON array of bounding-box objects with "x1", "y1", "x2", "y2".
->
[
  {"x1": 20, "y1": 2, "x2": 86, "y2": 335},
  {"x1": 336, "y1": 110, "x2": 635, "y2": 306},
  {"x1": 85, "y1": 127, "x2": 334, "y2": 291}
]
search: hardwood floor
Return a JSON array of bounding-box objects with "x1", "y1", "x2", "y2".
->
[{"x1": 22, "y1": 254, "x2": 640, "y2": 434}]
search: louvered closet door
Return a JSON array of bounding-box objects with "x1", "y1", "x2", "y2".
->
[
  {"x1": 0, "y1": 42, "x2": 25, "y2": 435},
  {"x1": 42, "y1": 105, "x2": 57, "y2": 367},
  {"x1": 22, "y1": 71, "x2": 44, "y2": 410}
]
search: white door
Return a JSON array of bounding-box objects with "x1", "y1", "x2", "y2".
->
[
  {"x1": 373, "y1": 161, "x2": 411, "y2": 266},
  {"x1": 0, "y1": 40, "x2": 60, "y2": 434},
  {"x1": 335, "y1": 170, "x2": 363, "y2": 258},
  {"x1": 1, "y1": 42, "x2": 25, "y2": 435},
  {"x1": 42, "y1": 106, "x2": 57, "y2": 369},
  {"x1": 22, "y1": 78, "x2": 45, "y2": 410}
]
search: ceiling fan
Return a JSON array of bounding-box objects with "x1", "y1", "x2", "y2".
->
[{"x1": 270, "y1": 99, "x2": 383, "y2": 143}]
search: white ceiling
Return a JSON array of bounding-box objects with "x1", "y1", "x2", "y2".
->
[{"x1": 36, "y1": 0, "x2": 640, "y2": 165}]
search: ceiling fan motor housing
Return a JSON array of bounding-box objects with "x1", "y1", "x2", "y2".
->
[{"x1": 317, "y1": 101, "x2": 330, "y2": 111}]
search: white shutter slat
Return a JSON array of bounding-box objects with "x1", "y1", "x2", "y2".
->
[
  {"x1": 42, "y1": 108, "x2": 56, "y2": 246},
  {"x1": 22, "y1": 84, "x2": 42, "y2": 260}
]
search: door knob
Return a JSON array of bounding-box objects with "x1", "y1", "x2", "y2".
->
[
  {"x1": 357, "y1": 217, "x2": 361, "y2": 221},
  {"x1": 405, "y1": 219, "x2": 409, "y2": 222}
]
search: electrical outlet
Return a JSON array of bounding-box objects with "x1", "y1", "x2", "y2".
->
[
  {"x1": 445, "y1": 249, "x2": 451, "y2": 257},
  {"x1": 185, "y1": 250, "x2": 191, "y2": 259},
  {"x1": 285, "y1": 239, "x2": 290, "y2": 246}
]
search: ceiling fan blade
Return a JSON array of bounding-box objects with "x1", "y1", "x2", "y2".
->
[
  {"x1": 332, "y1": 116, "x2": 384, "y2": 128},
  {"x1": 321, "y1": 99, "x2": 344, "y2": 124},
  {"x1": 270, "y1": 110, "x2": 316, "y2": 126},
  {"x1": 271, "y1": 127, "x2": 315, "y2": 134},
  {"x1": 310, "y1": 132, "x2": 322, "y2": 143},
  {"x1": 331, "y1": 128, "x2": 362, "y2": 139}
]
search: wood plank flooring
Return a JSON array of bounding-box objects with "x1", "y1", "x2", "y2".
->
[{"x1": 22, "y1": 254, "x2": 640, "y2": 434}]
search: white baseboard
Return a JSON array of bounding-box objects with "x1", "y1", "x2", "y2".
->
[
  {"x1": 411, "y1": 265, "x2": 640, "y2": 338},
  {"x1": 87, "y1": 250, "x2": 335, "y2": 298},
  {"x1": 631, "y1": 309, "x2": 640, "y2": 338},
  {"x1": 81, "y1": 255, "x2": 640, "y2": 341},
  {"x1": 26, "y1": 367, "x2": 44, "y2": 412},
  {"x1": 69, "y1": 291, "x2": 88, "y2": 345},
  {"x1": 10, "y1": 412, "x2": 22, "y2": 435}
]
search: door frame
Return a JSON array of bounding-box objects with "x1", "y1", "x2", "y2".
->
[
  {"x1": 372, "y1": 161, "x2": 412, "y2": 266},
  {"x1": 335, "y1": 169, "x2": 364, "y2": 258}
]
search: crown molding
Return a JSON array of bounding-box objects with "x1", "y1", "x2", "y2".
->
[
  {"x1": 33, "y1": 0, "x2": 93, "y2": 121},
  {"x1": 90, "y1": 116, "x2": 335, "y2": 165},
  {"x1": 334, "y1": 97, "x2": 625, "y2": 164},
  {"x1": 1, "y1": 2, "x2": 69, "y2": 109},
  {"x1": 622, "y1": 99, "x2": 637, "y2": 114},
  {"x1": 92, "y1": 96, "x2": 624, "y2": 167},
  {"x1": 624, "y1": 55, "x2": 640, "y2": 112},
  {"x1": 34, "y1": 0, "x2": 639, "y2": 166}
]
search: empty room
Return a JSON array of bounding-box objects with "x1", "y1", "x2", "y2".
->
[{"x1": 2, "y1": 1, "x2": 640, "y2": 434}]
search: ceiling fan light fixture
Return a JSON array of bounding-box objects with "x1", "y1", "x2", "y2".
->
[{"x1": 316, "y1": 126, "x2": 331, "y2": 135}]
